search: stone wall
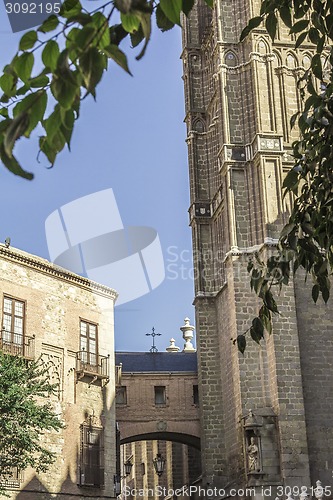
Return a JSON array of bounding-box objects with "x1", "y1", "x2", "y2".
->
[{"x1": 0, "y1": 245, "x2": 117, "y2": 499}]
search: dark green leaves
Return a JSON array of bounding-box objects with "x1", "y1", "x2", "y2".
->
[
  {"x1": 104, "y1": 45, "x2": 132, "y2": 75},
  {"x1": 19, "y1": 31, "x2": 38, "y2": 51},
  {"x1": 156, "y1": 4, "x2": 175, "y2": 32},
  {"x1": 42, "y1": 41, "x2": 60, "y2": 71},
  {"x1": 14, "y1": 53, "x2": 34, "y2": 83},
  {"x1": 236, "y1": 335, "x2": 246, "y2": 354},
  {"x1": 160, "y1": 0, "x2": 182, "y2": 26},
  {"x1": 240, "y1": 16, "x2": 263, "y2": 41},
  {"x1": 79, "y1": 47, "x2": 106, "y2": 93}
]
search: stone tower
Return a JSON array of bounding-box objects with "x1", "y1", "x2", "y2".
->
[{"x1": 182, "y1": 0, "x2": 333, "y2": 497}]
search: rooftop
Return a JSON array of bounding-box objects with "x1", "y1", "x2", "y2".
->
[{"x1": 115, "y1": 352, "x2": 197, "y2": 373}]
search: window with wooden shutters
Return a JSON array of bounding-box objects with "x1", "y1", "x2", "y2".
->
[
  {"x1": 80, "y1": 320, "x2": 98, "y2": 369},
  {"x1": 79, "y1": 425, "x2": 104, "y2": 488},
  {"x1": 1, "y1": 296, "x2": 30, "y2": 357}
]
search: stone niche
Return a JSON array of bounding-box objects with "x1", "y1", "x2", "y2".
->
[{"x1": 243, "y1": 410, "x2": 281, "y2": 486}]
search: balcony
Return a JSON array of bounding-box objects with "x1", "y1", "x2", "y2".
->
[
  {"x1": 0, "y1": 331, "x2": 35, "y2": 359},
  {"x1": 76, "y1": 351, "x2": 109, "y2": 385}
]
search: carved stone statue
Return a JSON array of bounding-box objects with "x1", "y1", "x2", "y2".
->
[{"x1": 247, "y1": 436, "x2": 260, "y2": 472}]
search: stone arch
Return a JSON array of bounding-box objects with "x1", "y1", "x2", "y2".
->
[
  {"x1": 118, "y1": 419, "x2": 200, "y2": 443},
  {"x1": 257, "y1": 37, "x2": 270, "y2": 55},
  {"x1": 224, "y1": 50, "x2": 238, "y2": 67},
  {"x1": 302, "y1": 53, "x2": 312, "y2": 70},
  {"x1": 272, "y1": 49, "x2": 282, "y2": 66},
  {"x1": 121, "y1": 432, "x2": 201, "y2": 450},
  {"x1": 286, "y1": 52, "x2": 298, "y2": 68},
  {"x1": 193, "y1": 117, "x2": 206, "y2": 132}
]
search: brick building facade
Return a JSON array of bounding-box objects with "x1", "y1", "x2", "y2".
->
[
  {"x1": 115, "y1": 351, "x2": 201, "y2": 500},
  {"x1": 182, "y1": 1, "x2": 333, "y2": 498},
  {"x1": 0, "y1": 244, "x2": 118, "y2": 499}
]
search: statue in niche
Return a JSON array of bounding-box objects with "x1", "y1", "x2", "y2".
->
[{"x1": 247, "y1": 436, "x2": 260, "y2": 472}]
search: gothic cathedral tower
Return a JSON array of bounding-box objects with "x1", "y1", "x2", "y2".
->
[{"x1": 182, "y1": 0, "x2": 333, "y2": 497}]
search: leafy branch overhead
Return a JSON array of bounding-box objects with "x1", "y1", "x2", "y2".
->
[
  {"x1": 235, "y1": 0, "x2": 333, "y2": 353},
  {"x1": 0, "y1": 0, "x2": 212, "y2": 179}
]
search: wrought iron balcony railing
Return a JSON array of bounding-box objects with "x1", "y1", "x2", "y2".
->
[
  {"x1": 76, "y1": 351, "x2": 109, "y2": 381},
  {"x1": 0, "y1": 330, "x2": 35, "y2": 359}
]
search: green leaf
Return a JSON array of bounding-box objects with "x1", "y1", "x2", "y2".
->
[
  {"x1": 265, "y1": 290, "x2": 278, "y2": 313},
  {"x1": 240, "y1": 16, "x2": 263, "y2": 41},
  {"x1": 0, "y1": 73, "x2": 15, "y2": 95},
  {"x1": 312, "y1": 284, "x2": 320, "y2": 303},
  {"x1": 51, "y1": 73, "x2": 78, "y2": 109},
  {"x1": 203, "y1": 0, "x2": 213, "y2": 7},
  {"x1": 279, "y1": 6, "x2": 292, "y2": 28},
  {"x1": 308, "y1": 27, "x2": 320, "y2": 45},
  {"x1": 295, "y1": 31, "x2": 307, "y2": 49},
  {"x1": 311, "y1": 54, "x2": 323, "y2": 80},
  {"x1": 44, "y1": 106, "x2": 62, "y2": 141},
  {"x1": 160, "y1": 0, "x2": 182, "y2": 26},
  {"x1": 265, "y1": 12, "x2": 277, "y2": 40},
  {"x1": 182, "y1": 0, "x2": 195, "y2": 16},
  {"x1": 76, "y1": 25, "x2": 97, "y2": 49},
  {"x1": 42, "y1": 41, "x2": 60, "y2": 71},
  {"x1": 250, "y1": 317, "x2": 264, "y2": 344},
  {"x1": 280, "y1": 223, "x2": 296, "y2": 239},
  {"x1": 92, "y1": 12, "x2": 110, "y2": 49},
  {"x1": 290, "y1": 19, "x2": 309, "y2": 34},
  {"x1": 104, "y1": 44, "x2": 132, "y2": 75},
  {"x1": 29, "y1": 74, "x2": 49, "y2": 88},
  {"x1": 156, "y1": 4, "x2": 175, "y2": 31},
  {"x1": 38, "y1": 14, "x2": 59, "y2": 33},
  {"x1": 60, "y1": 0, "x2": 82, "y2": 18},
  {"x1": 4, "y1": 113, "x2": 30, "y2": 157},
  {"x1": 79, "y1": 47, "x2": 106, "y2": 92},
  {"x1": 121, "y1": 12, "x2": 141, "y2": 33},
  {"x1": 236, "y1": 334, "x2": 246, "y2": 354},
  {"x1": 283, "y1": 168, "x2": 299, "y2": 190},
  {"x1": 14, "y1": 53, "x2": 34, "y2": 83},
  {"x1": 39, "y1": 135, "x2": 57, "y2": 165},
  {"x1": 19, "y1": 31, "x2": 38, "y2": 51},
  {"x1": 0, "y1": 144, "x2": 33, "y2": 179}
]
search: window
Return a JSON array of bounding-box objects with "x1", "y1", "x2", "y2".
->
[
  {"x1": 80, "y1": 425, "x2": 104, "y2": 488},
  {"x1": 80, "y1": 320, "x2": 98, "y2": 368},
  {"x1": 116, "y1": 386, "x2": 127, "y2": 405},
  {"x1": 154, "y1": 386, "x2": 166, "y2": 405},
  {"x1": 193, "y1": 385, "x2": 199, "y2": 406},
  {"x1": 1, "y1": 296, "x2": 25, "y2": 354}
]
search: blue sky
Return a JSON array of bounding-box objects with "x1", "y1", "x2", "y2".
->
[{"x1": 0, "y1": 4, "x2": 196, "y2": 352}]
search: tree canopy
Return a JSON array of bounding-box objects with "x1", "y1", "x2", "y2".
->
[
  {"x1": 0, "y1": 352, "x2": 63, "y2": 494},
  {"x1": 0, "y1": 0, "x2": 212, "y2": 179}
]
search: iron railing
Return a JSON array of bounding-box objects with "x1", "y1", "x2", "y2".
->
[
  {"x1": 0, "y1": 331, "x2": 35, "y2": 359},
  {"x1": 76, "y1": 351, "x2": 109, "y2": 379}
]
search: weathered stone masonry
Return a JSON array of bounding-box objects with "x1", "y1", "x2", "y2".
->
[{"x1": 182, "y1": 0, "x2": 333, "y2": 496}]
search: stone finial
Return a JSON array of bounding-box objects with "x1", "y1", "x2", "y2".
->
[
  {"x1": 314, "y1": 481, "x2": 323, "y2": 500},
  {"x1": 300, "y1": 486, "x2": 308, "y2": 500},
  {"x1": 166, "y1": 338, "x2": 180, "y2": 352},
  {"x1": 180, "y1": 317, "x2": 196, "y2": 352}
]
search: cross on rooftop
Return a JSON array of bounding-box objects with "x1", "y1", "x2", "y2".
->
[{"x1": 146, "y1": 327, "x2": 162, "y2": 353}]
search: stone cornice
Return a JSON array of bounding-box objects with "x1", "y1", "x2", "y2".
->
[{"x1": 0, "y1": 245, "x2": 118, "y2": 300}]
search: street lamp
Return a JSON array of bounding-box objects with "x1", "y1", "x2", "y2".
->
[
  {"x1": 153, "y1": 453, "x2": 166, "y2": 476},
  {"x1": 124, "y1": 460, "x2": 133, "y2": 476}
]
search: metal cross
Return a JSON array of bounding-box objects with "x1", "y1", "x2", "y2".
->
[{"x1": 146, "y1": 327, "x2": 161, "y2": 353}]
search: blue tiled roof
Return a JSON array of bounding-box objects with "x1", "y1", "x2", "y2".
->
[{"x1": 115, "y1": 352, "x2": 197, "y2": 373}]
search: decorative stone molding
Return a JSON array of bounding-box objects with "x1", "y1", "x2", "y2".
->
[{"x1": 0, "y1": 244, "x2": 118, "y2": 299}]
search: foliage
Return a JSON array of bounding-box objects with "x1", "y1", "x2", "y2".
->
[
  {"x1": 0, "y1": 0, "x2": 211, "y2": 179},
  {"x1": 0, "y1": 352, "x2": 63, "y2": 493},
  {"x1": 235, "y1": 0, "x2": 333, "y2": 353}
]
